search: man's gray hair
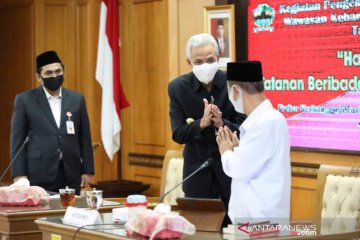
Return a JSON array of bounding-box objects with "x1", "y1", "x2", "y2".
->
[{"x1": 186, "y1": 33, "x2": 219, "y2": 59}]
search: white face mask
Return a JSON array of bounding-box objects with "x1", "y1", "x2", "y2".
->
[
  {"x1": 192, "y1": 62, "x2": 219, "y2": 84},
  {"x1": 228, "y1": 85, "x2": 244, "y2": 114}
]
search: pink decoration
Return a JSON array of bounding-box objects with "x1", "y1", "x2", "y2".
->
[
  {"x1": 125, "y1": 210, "x2": 195, "y2": 240},
  {"x1": 0, "y1": 186, "x2": 49, "y2": 206}
]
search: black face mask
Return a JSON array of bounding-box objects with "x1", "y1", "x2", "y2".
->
[{"x1": 42, "y1": 75, "x2": 64, "y2": 91}]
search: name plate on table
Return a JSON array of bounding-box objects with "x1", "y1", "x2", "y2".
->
[{"x1": 63, "y1": 206, "x2": 102, "y2": 227}]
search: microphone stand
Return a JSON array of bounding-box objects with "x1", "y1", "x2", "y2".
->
[
  {"x1": 0, "y1": 135, "x2": 31, "y2": 183},
  {"x1": 159, "y1": 159, "x2": 213, "y2": 203}
]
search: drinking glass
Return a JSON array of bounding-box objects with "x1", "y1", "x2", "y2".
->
[
  {"x1": 86, "y1": 188, "x2": 103, "y2": 210},
  {"x1": 59, "y1": 186, "x2": 76, "y2": 207}
]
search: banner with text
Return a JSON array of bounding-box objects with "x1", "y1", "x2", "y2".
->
[{"x1": 248, "y1": 0, "x2": 360, "y2": 152}]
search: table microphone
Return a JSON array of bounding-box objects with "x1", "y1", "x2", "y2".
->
[
  {"x1": 158, "y1": 158, "x2": 214, "y2": 203},
  {"x1": 0, "y1": 132, "x2": 32, "y2": 183}
]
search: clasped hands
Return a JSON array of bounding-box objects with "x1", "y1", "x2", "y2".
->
[
  {"x1": 200, "y1": 98, "x2": 223, "y2": 129},
  {"x1": 216, "y1": 126, "x2": 239, "y2": 155},
  {"x1": 199, "y1": 98, "x2": 239, "y2": 155}
]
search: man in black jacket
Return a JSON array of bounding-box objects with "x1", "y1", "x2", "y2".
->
[
  {"x1": 168, "y1": 33, "x2": 245, "y2": 211},
  {"x1": 10, "y1": 50, "x2": 94, "y2": 195}
]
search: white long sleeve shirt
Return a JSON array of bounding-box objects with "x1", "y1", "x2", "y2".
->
[
  {"x1": 221, "y1": 99, "x2": 291, "y2": 225},
  {"x1": 43, "y1": 87, "x2": 62, "y2": 128}
]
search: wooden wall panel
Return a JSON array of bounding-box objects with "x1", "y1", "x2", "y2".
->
[
  {"x1": 43, "y1": 0, "x2": 77, "y2": 91},
  {"x1": 133, "y1": 166, "x2": 162, "y2": 196},
  {"x1": 291, "y1": 150, "x2": 360, "y2": 167},
  {"x1": 0, "y1": 1, "x2": 34, "y2": 182},
  {"x1": 118, "y1": 0, "x2": 166, "y2": 195},
  {"x1": 120, "y1": 0, "x2": 170, "y2": 195},
  {"x1": 75, "y1": 1, "x2": 91, "y2": 95},
  {"x1": 165, "y1": 0, "x2": 180, "y2": 151},
  {"x1": 291, "y1": 176, "x2": 317, "y2": 221},
  {"x1": 132, "y1": 0, "x2": 167, "y2": 154},
  {"x1": 44, "y1": 3, "x2": 67, "y2": 51}
]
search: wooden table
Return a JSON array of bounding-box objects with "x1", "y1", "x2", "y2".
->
[
  {"x1": 35, "y1": 213, "x2": 360, "y2": 240},
  {"x1": 0, "y1": 198, "x2": 121, "y2": 240},
  {"x1": 36, "y1": 213, "x2": 224, "y2": 240}
]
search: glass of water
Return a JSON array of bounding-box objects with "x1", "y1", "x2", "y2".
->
[{"x1": 86, "y1": 188, "x2": 103, "y2": 210}]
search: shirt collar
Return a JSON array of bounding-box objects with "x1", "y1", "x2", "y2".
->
[
  {"x1": 240, "y1": 99, "x2": 272, "y2": 132},
  {"x1": 43, "y1": 86, "x2": 62, "y2": 100},
  {"x1": 192, "y1": 70, "x2": 222, "y2": 93}
]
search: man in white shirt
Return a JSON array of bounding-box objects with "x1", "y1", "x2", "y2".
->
[{"x1": 216, "y1": 61, "x2": 291, "y2": 225}]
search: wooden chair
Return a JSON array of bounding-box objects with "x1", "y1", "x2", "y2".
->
[
  {"x1": 313, "y1": 164, "x2": 360, "y2": 235},
  {"x1": 159, "y1": 150, "x2": 185, "y2": 205}
]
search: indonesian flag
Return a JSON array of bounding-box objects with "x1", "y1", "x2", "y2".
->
[{"x1": 96, "y1": 0, "x2": 129, "y2": 161}]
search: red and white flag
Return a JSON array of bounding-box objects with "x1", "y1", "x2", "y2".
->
[{"x1": 96, "y1": 0, "x2": 129, "y2": 161}]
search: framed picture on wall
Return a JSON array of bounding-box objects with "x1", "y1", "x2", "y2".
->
[{"x1": 204, "y1": 4, "x2": 236, "y2": 69}]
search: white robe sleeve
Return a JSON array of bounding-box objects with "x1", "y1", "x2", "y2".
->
[{"x1": 221, "y1": 122, "x2": 277, "y2": 180}]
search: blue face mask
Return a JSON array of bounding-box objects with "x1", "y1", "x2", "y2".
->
[{"x1": 42, "y1": 75, "x2": 64, "y2": 91}]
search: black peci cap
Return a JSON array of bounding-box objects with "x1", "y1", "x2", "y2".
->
[
  {"x1": 217, "y1": 18, "x2": 224, "y2": 26},
  {"x1": 227, "y1": 61, "x2": 263, "y2": 82},
  {"x1": 36, "y1": 50, "x2": 62, "y2": 69}
]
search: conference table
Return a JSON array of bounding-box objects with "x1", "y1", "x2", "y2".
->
[
  {"x1": 0, "y1": 197, "x2": 121, "y2": 240},
  {"x1": 35, "y1": 212, "x2": 360, "y2": 240}
]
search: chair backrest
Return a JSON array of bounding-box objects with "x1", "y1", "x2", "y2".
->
[
  {"x1": 159, "y1": 150, "x2": 185, "y2": 205},
  {"x1": 314, "y1": 164, "x2": 360, "y2": 235}
]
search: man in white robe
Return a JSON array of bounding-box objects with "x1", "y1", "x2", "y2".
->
[{"x1": 216, "y1": 61, "x2": 291, "y2": 225}]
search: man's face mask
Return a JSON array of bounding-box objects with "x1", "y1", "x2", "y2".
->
[
  {"x1": 228, "y1": 85, "x2": 244, "y2": 114},
  {"x1": 42, "y1": 75, "x2": 64, "y2": 91},
  {"x1": 192, "y1": 62, "x2": 219, "y2": 84}
]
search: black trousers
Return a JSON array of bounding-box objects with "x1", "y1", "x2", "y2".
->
[{"x1": 40, "y1": 161, "x2": 80, "y2": 195}]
